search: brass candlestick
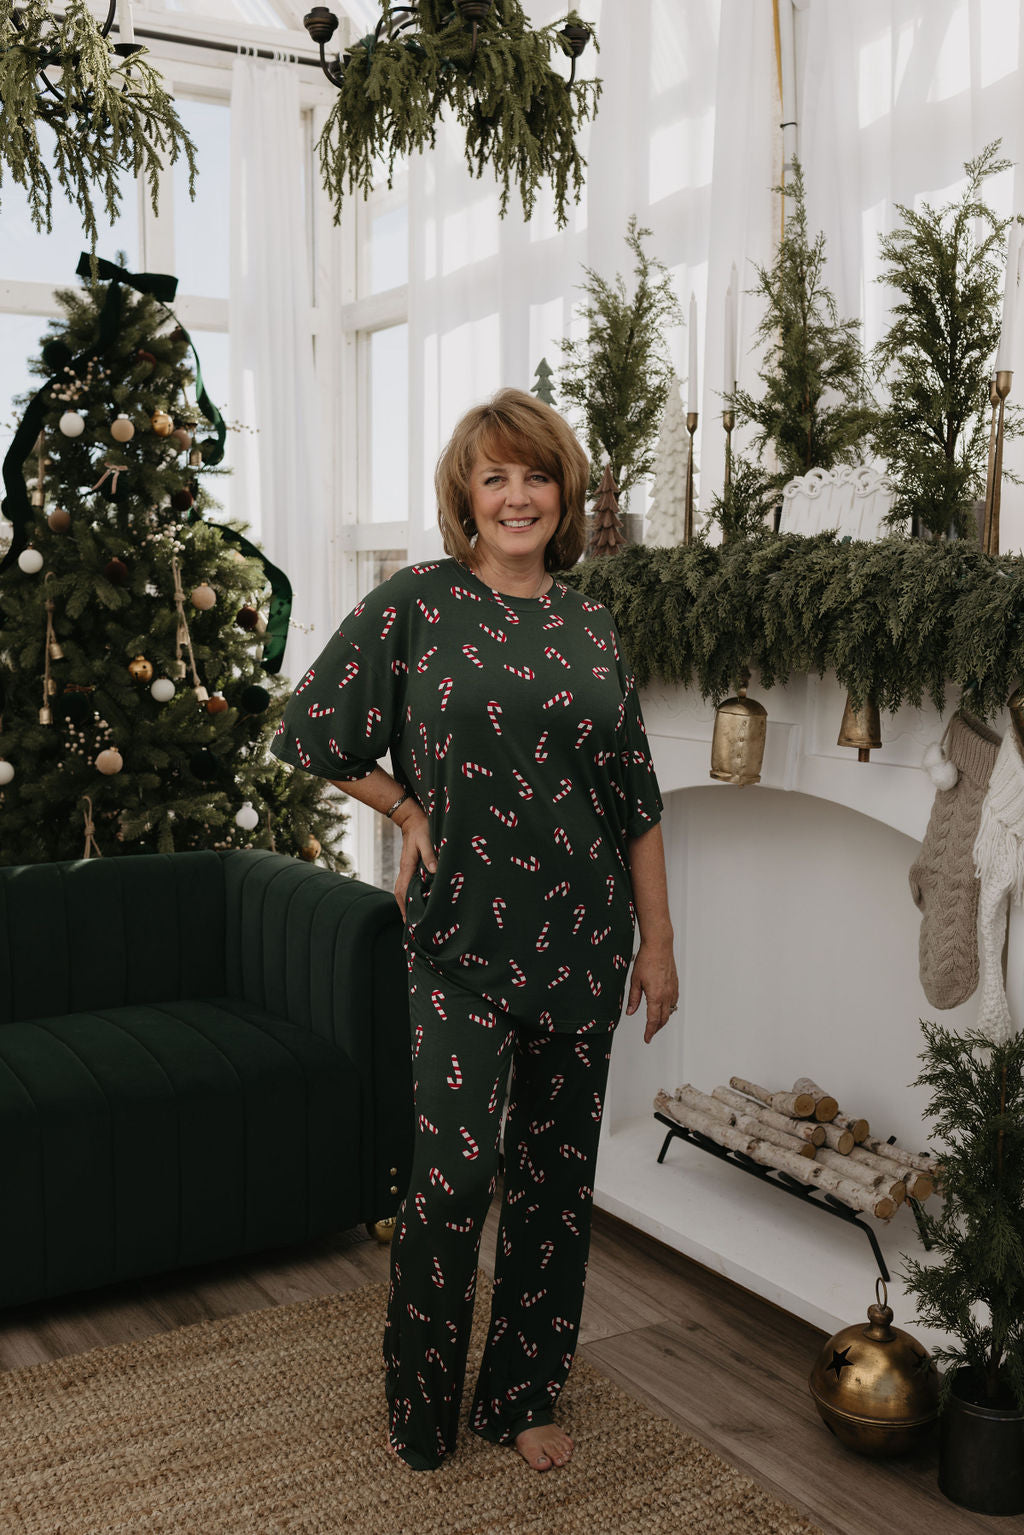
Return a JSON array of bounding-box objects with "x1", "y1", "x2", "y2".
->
[
  {"x1": 983, "y1": 370, "x2": 1012, "y2": 555},
  {"x1": 721, "y1": 408, "x2": 735, "y2": 541},
  {"x1": 684, "y1": 411, "x2": 698, "y2": 544}
]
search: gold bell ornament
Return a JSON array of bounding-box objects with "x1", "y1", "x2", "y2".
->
[
  {"x1": 808, "y1": 1279, "x2": 939, "y2": 1457},
  {"x1": 837, "y1": 692, "x2": 881, "y2": 763},
  {"x1": 709, "y1": 669, "x2": 767, "y2": 786}
]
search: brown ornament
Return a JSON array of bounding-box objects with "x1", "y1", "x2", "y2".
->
[
  {"x1": 151, "y1": 409, "x2": 174, "y2": 437},
  {"x1": 171, "y1": 487, "x2": 194, "y2": 512},
  {"x1": 110, "y1": 413, "x2": 135, "y2": 443},
  {"x1": 205, "y1": 694, "x2": 229, "y2": 715},
  {"x1": 47, "y1": 507, "x2": 71, "y2": 533},
  {"x1": 236, "y1": 605, "x2": 260, "y2": 631},
  {"x1": 171, "y1": 427, "x2": 193, "y2": 451},
  {"x1": 191, "y1": 583, "x2": 217, "y2": 611},
  {"x1": 299, "y1": 835, "x2": 321, "y2": 862},
  {"x1": 128, "y1": 655, "x2": 154, "y2": 683},
  {"x1": 96, "y1": 747, "x2": 124, "y2": 775},
  {"x1": 104, "y1": 558, "x2": 129, "y2": 585}
]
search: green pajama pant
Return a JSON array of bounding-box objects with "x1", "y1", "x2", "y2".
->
[{"x1": 382, "y1": 956, "x2": 614, "y2": 1471}]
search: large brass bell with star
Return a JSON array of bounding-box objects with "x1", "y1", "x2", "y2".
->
[
  {"x1": 710, "y1": 668, "x2": 767, "y2": 786},
  {"x1": 808, "y1": 1279, "x2": 939, "y2": 1456},
  {"x1": 837, "y1": 691, "x2": 881, "y2": 763}
]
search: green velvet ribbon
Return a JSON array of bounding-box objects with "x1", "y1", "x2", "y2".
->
[{"x1": 188, "y1": 509, "x2": 293, "y2": 676}]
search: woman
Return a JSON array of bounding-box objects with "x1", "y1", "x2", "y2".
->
[{"x1": 272, "y1": 388, "x2": 678, "y2": 1474}]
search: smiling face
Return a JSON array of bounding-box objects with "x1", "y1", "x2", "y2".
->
[{"x1": 467, "y1": 451, "x2": 562, "y2": 577}]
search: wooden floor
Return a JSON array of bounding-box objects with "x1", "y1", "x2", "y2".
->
[{"x1": 1, "y1": 1189, "x2": 1020, "y2": 1535}]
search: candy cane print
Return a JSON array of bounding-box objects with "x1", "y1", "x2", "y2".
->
[
  {"x1": 430, "y1": 1256, "x2": 446, "y2": 1288},
  {"x1": 571, "y1": 904, "x2": 586, "y2": 934},
  {"x1": 446, "y1": 1055, "x2": 463, "y2": 1089},
  {"x1": 539, "y1": 1240, "x2": 555, "y2": 1270},
  {"x1": 274, "y1": 719, "x2": 285, "y2": 739},
  {"x1": 307, "y1": 701, "x2": 335, "y2": 720},
  {"x1": 462, "y1": 644, "x2": 484, "y2": 668},
  {"x1": 444, "y1": 872, "x2": 463, "y2": 906},
  {"x1": 613, "y1": 952, "x2": 628, "y2": 971},
  {"x1": 561, "y1": 1353, "x2": 574, "y2": 1372},
  {"x1": 431, "y1": 989, "x2": 447, "y2": 1018},
  {"x1": 501, "y1": 1228, "x2": 512, "y2": 1257},
  {"x1": 503, "y1": 662, "x2": 535, "y2": 681},
  {"x1": 438, "y1": 677, "x2": 454, "y2": 712},
  {"x1": 606, "y1": 874, "x2": 616, "y2": 904},
  {"x1": 591, "y1": 926, "x2": 611, "y2": 945},
  {"x1": 487, "y1": 1076, "x2": 502, "y2": 1112},
  {"x1": 562, "y1": 1210, "x2": 581, "y2": 1236},
  {"x1": 470, "y1": 837, "x2": 494, "y2": 869},
  {"x1": 485, "y1": 700, "x2": 503, "y2": 733},
  {"x1": 510, "y1": 854, "x2": 540, "y2": 872},
  {"x1": 505, "y1": 1381, "x2": 532, "y2": 1401},
  {"x1": 544, "y1": 645, "x2": 570, "y2": 668},
  {"x1": 592, "y1": 665, "x2": 611, "y2": 680},
  {"x1": 512, "y1": 769, "x2": 534, "y2": 799},
  {"x1": 416, "y1": 646, "x2": 438, "y2": 673},
  {"x1": 467, "y1": 1008, "x2": 495, "y2": 1026},
  {"x1": 575, "y1": 719, "x2": 593, "y2": 748},
  {"x1": 490, "y1": 805, "x2": 518, "y2": 828},
  {"x1": 589, "y1": 787, "x2": 605, "y2": 816},
  {"x1": 509, "y1": 958, "x2": 528, "y2": 987},
  {"x1": 521, "y1": 1288, "x2": 547, "y2": 1308},
  {"x1": 553, "y1": 778, "x2": 572, "y2": 803},
  {"x1": 479, "y1": 623, "x2": 507, "y2": 644},
  {"x1": 535, "y1": 921, "x2": 551, "y2": 951},
  {"x1": 543, "y1": 689, "x2": 573, "y2": 710},
  {"x1": 407, "y1": 1301, "x2": 430, "y2": 1321},
  {"x1": 594, "y1": 749, "x2": 615, "y2": 766},
  {"x1": 529, "y1": 1117, "x2": 556, "y2": 1135},
  {"x1": 539, "y1": 1009, "x2": 553, "y2": 1030},
  {"x1": 589, "y1": 837, "x2": 603, "y2": 861},
  {"x1": 418, "y1": 1113, "x2": 439, "y2": 1135},
  {"x1": 591, "y1": 1091, "x2": 603, "y2": 1121},
  {"x1": 491, "y1": 1316, "x2": 510, "y2": 1344},
  {"x1": 550, "y1": 1073, "x2": 565, "y2": 1098},
  {"x1": 559, "y1": 1143, "x2": 587, "y2": 1161},
  {"x1": 552, "y1": 1316, "x2": 575, "y2": 1334},
  {"x1": 542, "y1": 612, "x2": 564, "y2": 630},
  {"x1": 491, "y1": 897, "x2": 506, "y2": 928},
  {"x1": 294, "y1": 738, "x2": 311, "y2": 768},
  {"x1": 553, "y1": 826, "x2": 573, "y2": 853},
  {"x1": 296, "y1": 666, "x2": 316, "y2": 694},
  {"x1": 544, "y1": 880, "x2": 570, "y2": 901},
  {"x1": 391, "y1": 658, "x2": 409, "y2": 676},
  {"x1": 423, "y1": 1347, "x2": 447, "y2": 1371},
  {"x1": 534, "y1": 732, "x2": 550, "y2": 763},
  {"x1": 451, "y1": 583, "x2": 481, "y2": 601},
  {"x1": 419, "y1": 721, "x2": 429, "y2": 755},
  {"x1": 412, "y1": 561, "x2": 441, "y2": 574},
  {"x1": 378, "y1": 605, "x2": 397, "y2": 639},
  {"x1": 417, "y1": 1372, "x2": 432, "y2": 1403},
  {"x1": 416, "y1": 597, "x2": 441, "y2": 623},
  {"x1": 548, "y1": 965, "x2": 570, "y2": 988},
  {"x1": 413, "y1": 1019, "x2": 424, "y2": 1058},
  {"x1": 445, "y1": 1214, "x2": 474, "y2": 1233},
  {"x1": 584, "y1": 626, "x2": 608, "y2": 650},
  {"x1": 574, "y1": 1041, "x2": 591, "y2": 1066},
  {"x1": 435, "y1": 732, "x2": 453, "y2": 760},
  {"x1": 365, "y1": 706, "x2": 381, "y2": 736},
  {"x1": 414, "y1": 1191, "x2": 429, "y2": 1222},
  {"x1": 462, "y1": 761, "x2": 493, "y2": 778},
  {"x1": 429, "y1": 1166, "x2": 455, "y2": 1195},
  {"x1": 338, "y1": 660, "x2": 360, "y2": 689},
  {"x1": 433, "y1": 924, "x2": 459, "y2": 944},
  {"x1": 518, "y1": 1332, "x2": 539, "y2": 1359}
]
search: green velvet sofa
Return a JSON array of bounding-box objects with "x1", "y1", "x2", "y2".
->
[{"x1": 0, "y1": 848, "x2": 413, "y2": 1309}]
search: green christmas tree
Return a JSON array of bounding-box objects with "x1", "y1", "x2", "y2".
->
[
  {"x1": 558, "y1": 216, "x2": 682, "y2": 504},
  {"x1": 0, "y1": 264, "x2": 348, "y2": 868},
  {"x1": 723, "y1": 161, "x2": 875, "y2": 528},
  {"x1": 870, "y1": 140, "x2": 1020, "y2": 538},
  {"x1": 531, "y1": 356, "x2": 556, "y2": 406},
  {"x1": 902, "y1": 1020, "x2": 1024, "y2": 1409}
]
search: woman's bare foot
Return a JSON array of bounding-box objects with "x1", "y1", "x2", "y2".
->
[{"x1": 513, "y1": 1423, "x2": 574, "y2": 1470}]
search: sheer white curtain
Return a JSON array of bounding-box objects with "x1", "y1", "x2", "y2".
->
[
  {"x1": 229, "y1": 55, "x2": 327, "y2": 681},
  {"x1": 799, "y1": 0, "x2": 1024, "y2": 543},
  {"x1": 405, "y1": 0, "x2": 780, "y2": 562}
]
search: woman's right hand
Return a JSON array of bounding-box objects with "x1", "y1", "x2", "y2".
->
[{"x1": 393, "y1": 802, "x2": 437, "y2": 920}]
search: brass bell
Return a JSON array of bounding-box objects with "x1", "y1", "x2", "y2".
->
[
  {"x1": 838, "y1": 691, "x2": 881, "y2": 762},
  {"x1": 808, "y1": 1279, "x2": 938, "y2": 1457},
  {"x1": 38, "y1": 705, "x2": 53, "y2": 725},
  {"x1": 710, "y1": 670, "x2": 767, "y2": 786},
  {"x1": 48, "y1": 638, "x2": 64, "y2": 661}
]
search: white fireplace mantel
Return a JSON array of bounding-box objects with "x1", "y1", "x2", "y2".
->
[{"x1": 597, "y1": 670, "x2": 1020, "y2": 1352}]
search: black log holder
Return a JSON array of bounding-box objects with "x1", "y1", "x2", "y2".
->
[{"x1": 653, "y1": 1110, "x2": 933, "y2": 1284}]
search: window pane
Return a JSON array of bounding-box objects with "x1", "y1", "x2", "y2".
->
[
  {"x1": 0, "y1": 127, "x2": 139, "y2": 285},
  {"x1": 368, "y1": 325, "x2": 408, "y2": 523},
  {"x1": 367, "y1": 204, "x2": 409, "y2": 295},
  {"x1": 188, "y1": 329, "x2": 233, "y2": 522},
  {"x1": 174, "y1": 98, "x2": 230, "y2": 299},
  {"x1": 0, "y1": 313, "x2": 51, "y2": 556}
]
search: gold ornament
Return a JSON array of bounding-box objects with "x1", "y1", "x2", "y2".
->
[
  {"x1": 808, "y1": 1279, "x2": 939, "y2": 1458},
  {"x1": 837, "y1": 693, "x2": 882, "y2": 763},
  {"x1": 96, "y1": 747, "x2": 124, "y2": 776},
  {"x1": 128, "y1": 656, "x2": 154, "y2": 683},
  {"x1": 710, "y1": 670, "x2": 767, "y2": 786},
  {"x1": 110, "y1": 413, "x2": 135, "y2": 443},
  {"x1": 299, "y1": 834, "x2": 322, "y2": 862},
  {"x1": 151, "y1": 409, "x2": 174, "y2": 437}
]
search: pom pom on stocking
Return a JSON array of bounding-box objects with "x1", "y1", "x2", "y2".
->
[{"x1": 922, "y1": 741, "x2": 959, "y2": 790}]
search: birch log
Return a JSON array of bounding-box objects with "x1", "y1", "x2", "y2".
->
[
  {"x1": 729, "y1": 1077, "x2": 816, "y2": 1118},
  {"x1": 820, "y1": 1122, "x2": 855, "y2": 1155},
  {"x1": 860, "y1": 1134, "x2": 939, "y2": 1179},
  {"x1": 791, "y1": 1077, "x2": 839, "y2": 1122},
  {"x1": 812, "y1": 1146, "x2": 906, "y2": 1203},
  {"x1": 654, "y1": 1090, "x2": 896, "y2": 1219},
  {"x1": 834, "y1": 1111, "x2": 870, "y2": 1143},
  {"x1": 673, "y1": 1084, "x2": 816, "y2": 1158},
  {"x1": 847, "y1": 1146, "x2": 934, "y2": 1201},
  {"x1": 711, "y1": 1086, "x2": 825, "y2": 1146}
]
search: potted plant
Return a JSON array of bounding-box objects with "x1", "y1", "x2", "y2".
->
[{"x1": 902, "y1": 1019, "x2": 1024, "y2": 1515}]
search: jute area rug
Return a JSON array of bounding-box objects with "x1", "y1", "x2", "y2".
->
[{"x1": 0, "y1": 1275, "x2": 823, "y2": 1535}]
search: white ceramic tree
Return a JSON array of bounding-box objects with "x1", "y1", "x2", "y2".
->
[{"x1": 645, "y1": 374, "x2": 695, "y2": 545}]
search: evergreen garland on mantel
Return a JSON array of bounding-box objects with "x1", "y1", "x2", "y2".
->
[{"x1": 561, "y1": 536, "x2": 1024, "y2": 722}]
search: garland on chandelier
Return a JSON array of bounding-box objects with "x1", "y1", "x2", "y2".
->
[
  {"x1": 317, "y1": 1, "x2": 599, "y2": 227},
  {"x1": 561, "y1": 534, "x2": 1024, "y2": 721},
  {"x1": 0, "y1": 0, "x2": 197, "y2": 248}
]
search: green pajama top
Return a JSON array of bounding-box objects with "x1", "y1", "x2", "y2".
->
[{"x1": 272, "y1": 558, "x2": 663, "y2": 1033}]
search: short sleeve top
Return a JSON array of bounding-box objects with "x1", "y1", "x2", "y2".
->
[{"x1": 271, "y1": 558, "x2": 663, "y2": 1033}]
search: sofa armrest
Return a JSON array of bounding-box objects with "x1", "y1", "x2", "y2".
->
[{"x1": 222, "y1": 849, "x2": 413, "y2": 1216}]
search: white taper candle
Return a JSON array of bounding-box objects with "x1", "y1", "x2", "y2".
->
[
  {"x1": 995, "y1": 221, "x2": 1020, "y2": 374},
  {"x1": 116, "y1": 0, "x2": 135, "y2": 45},
  {"x1": 687, "y1": 292, "x2": 698, "y2": 414}
]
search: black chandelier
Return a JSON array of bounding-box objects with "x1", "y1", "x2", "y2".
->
[{"x1": 7, "y1": 0, "x2": 142, "y2": 120}]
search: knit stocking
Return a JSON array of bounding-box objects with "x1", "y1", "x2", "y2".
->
[
  {"x1": 908, "y1": 713, "x2": 1000, "y2": 1009},
  {"x1": 972, "y1": 727, "x2": 1024, "y2": 1046}
]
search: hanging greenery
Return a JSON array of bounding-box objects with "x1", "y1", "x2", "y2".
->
[
  {"x1": 316, "y1": 2, "x2": 599, "y2": 228},
  {"x1": 557, "y1": 215, "x2": 682, "y2": 503},
  {"x1": 0, "y1": 0, "x2": 197, "y2": 248},
  {"x1": 714, "y1": 161, "x2": 875, "y2": 537},
  {"x1": 870, "y1": 140, "x2": 1021, "y2": 539},
  {"x1": 561, "y1": 533, "x2": 1024, "y2": 721}
]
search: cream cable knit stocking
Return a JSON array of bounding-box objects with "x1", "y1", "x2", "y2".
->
[
  {"x1": 909, "y1": 713, "x2": 1000, "y2": 1009},
  {"x1": 972, "y1": 727, "x2": 1024, "y2": 1046}
]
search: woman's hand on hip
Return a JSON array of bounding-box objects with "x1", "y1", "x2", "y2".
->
[
  {"x1": 393, "y1": 802, "x2": 436, "y2": 921},
  {"x1": 625, "y1": 936, "x2": 679, "y2": 1044}
]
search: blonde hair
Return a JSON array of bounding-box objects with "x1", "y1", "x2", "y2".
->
[{"x1": 435, "y1": 388, "x2": 589, "y2": 571}]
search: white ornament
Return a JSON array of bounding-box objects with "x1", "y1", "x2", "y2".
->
[
  {"x1": 922, "y1": 740, "x2": 959, "y2": 790},
  {"x1": 150, "y1": 678, "x2": 176, "y2": 703},
  {"x1": 234, "y1": 801, "x2": 260, "y2": 832},
  {"x1": 96, "y1": 747, "x2": 124, "y2": 775},
  {"x1": 17, "y1": 547, "x2": 44, "y2": 574},
  {"x1": 0, "y1": 760, "x2": 13, "y2": 786},
  {"x1": 190, "y1": 583, "x2": 217, "y2": 611},
  {"x1": 59, "y1": 410, "x2": 85, "y2": 437}
]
